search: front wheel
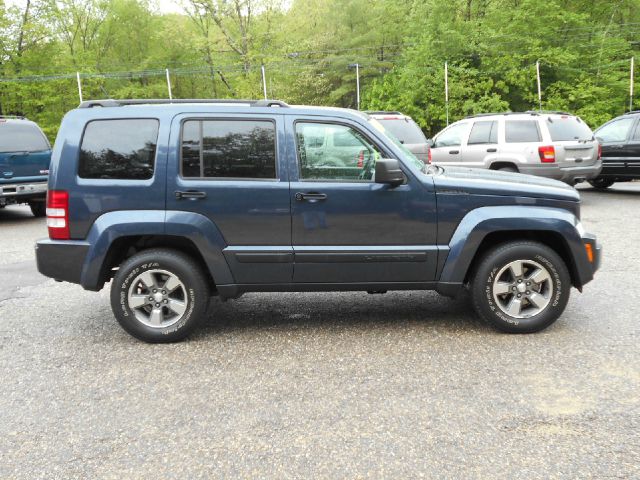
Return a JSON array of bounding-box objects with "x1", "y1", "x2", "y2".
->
[
  {"x1": 470, "y1": 241, "x2": 571, "y2": 333},
  {"x1": 110, "y1": 249, "x2": 210, "y2": 342}
]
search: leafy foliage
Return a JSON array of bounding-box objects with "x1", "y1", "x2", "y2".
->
[{"x1": 0, "y1": 0, "x2": 638, "y2": 140}]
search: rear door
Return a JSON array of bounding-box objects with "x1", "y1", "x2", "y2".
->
[
  {"x1": 165, "y1": 113, "x2": 292, "y2": 284},
  {"x1": 543, "y1": 115, "x2": 598, "y2": 168},
  {"x1": 430, "y1": 122, "x2": 471, "y2": 166},
  {"x1": 462, "y1": 120, "x2": 499, "y2": 167}
]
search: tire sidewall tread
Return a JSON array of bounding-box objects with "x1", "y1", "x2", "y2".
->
[
  {"x1": 471, "y1": 241, "x2": 570, "y2": 333},
  {"x1": 110, "y1": 248, "x2": 209, "y2": 343}
]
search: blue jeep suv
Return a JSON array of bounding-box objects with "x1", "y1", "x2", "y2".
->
[
  {"x1": 0, "y1": 116, "x2": 51, "y2": 216},
  {"x1": 35, "y1": 99, "x2": 601, "y2": 342}
]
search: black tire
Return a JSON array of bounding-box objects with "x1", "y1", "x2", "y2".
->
[
  {"x1": 110, "y1": 248, "x2": 210, "y2": 343},
  {"x1": 29, "y1": 201, "x2": 46, "y2": 217},
  {"x1": 470, "y1": 241, "x2": 571, "y2": 333},
  {"x1": 497, "y1": 166, "x2": 518, "y2": 173},
  {"x1": 588, "y1": 177, "x2": 614, "y2": 189}
]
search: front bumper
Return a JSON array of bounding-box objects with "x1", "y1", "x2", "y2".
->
[
  {"x1": 582, "y1": 233, "x2": 601, "y2": 274},
  {"x1": 35, "y1": 238, "x2": 89, "y2": 285}
]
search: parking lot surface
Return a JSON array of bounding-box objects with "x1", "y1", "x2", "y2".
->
[{"x1": 1, "y1": 184, "x2": 639, "y2": 479}]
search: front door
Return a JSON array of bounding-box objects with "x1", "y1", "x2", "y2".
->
[
  {"x1": 287, "y1": 117, "x2": 438, "y2": 284},
  {"x1": 166, "y1": 113, "x2": 292, "y2": 284}
]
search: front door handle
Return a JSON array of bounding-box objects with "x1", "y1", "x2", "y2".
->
[
  {"x1": 486, "y1": 148, "x2": 497, "y2": 152},
  {"x1": 449, "y1": 150, "x2": 460, "y2": 154},
  {"x1": 175, "y1": 190, "x2": 207, "y2": 200},
  {"x1": 295, "y1": 192, "x2": 327, "y2": 202}
]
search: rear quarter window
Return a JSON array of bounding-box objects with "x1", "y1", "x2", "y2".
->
[
  {"x1": 0, "y1": 122, "x2": 49, "y2": 152},
  {"x1": 78, "y1": 119, "x2": 159, "y2": 180}
]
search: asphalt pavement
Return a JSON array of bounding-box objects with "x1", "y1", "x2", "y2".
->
[{"x1": 0, "y1": 184, "x2": 639, "y2": 479}]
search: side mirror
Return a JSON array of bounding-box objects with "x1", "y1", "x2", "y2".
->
[
  {"x1": 426, "y1": 138, "x2": 435, "y2": 148},
  {"x1": 375, "y1": 159, "x2": 404, "y2": 187}
]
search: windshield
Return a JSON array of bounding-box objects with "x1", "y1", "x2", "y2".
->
[
  {"x1": 368, "y1": 118, "x2": 425, "y2": 171},
  {"x1": 546, "y1": 116, "x2": 593, "y2": 141},
  {"x1": 0, "y1": 122, "x2": 50, "y2": 153},
  {"x1": 376, "y1": 118, "x2": 427, "y2": 144}
]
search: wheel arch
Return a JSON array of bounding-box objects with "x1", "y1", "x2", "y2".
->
[
  {"x1": 79, "y1": 210, "x2": 233, "y2": 291},
  {"x1": 437, "y1": 206, "x2": 592, "y2": 295}
]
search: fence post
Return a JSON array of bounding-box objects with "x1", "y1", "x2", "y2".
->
[
  {"x1": 630, "y1": 57, "x2": 635, "y2": 112},
  {"x1": 445, "y1": 61, "x2": 449, "y2": 126},
  {"x1": 76, "y1": 72, "x2": 83, "y2": 103},
  {"x1": 536, "y1": 61, "x2": 542, "y2": 111},
  {"x1": 261, "y1": 65, "x2": 267, "y2": 100},
  {"x1": 166, "y1": 69, "x2": 173, "y2": 100}
]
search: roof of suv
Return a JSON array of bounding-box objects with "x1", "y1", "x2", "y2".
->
[{"x1": 73, "y1": 98, "x2": 367, "y2": 122}]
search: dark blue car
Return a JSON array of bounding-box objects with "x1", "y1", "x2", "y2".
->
[
  {"x1": 35, "y1": 99, "x2": 601, "y2": 342},
  {"x1": 0, "y1": 117, "x2": 51, "y2": 216}
]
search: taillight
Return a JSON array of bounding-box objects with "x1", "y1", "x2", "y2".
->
[
  {"x1": 427, "y1": 147, "x2": 432, "y2": 164},
  {"x1": 597, "y1": 143, "x2": 602, "y2": 159},
  {"x1": 538, "y1": 145, "x2": 556, "y2": 163},
  {"x1": 46, "y1": 190, "x2": 70, "y2": 240}
]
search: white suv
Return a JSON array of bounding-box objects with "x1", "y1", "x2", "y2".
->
[{"x1": 429, "y1": 112, "x2": 602, "y2": 184}]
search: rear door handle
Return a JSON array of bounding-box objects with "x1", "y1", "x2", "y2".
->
[
  {"x1": 295, "y1": 192, "x2": 327, "y2": 202},
  {"x1": 449, "y1": 150, "x2": 460, "y2": 154},
  {"x1": 175, "y1": 190, "x2": 207, "y2": 200},
  {"x1": 486, "y1": 148, "x2": 497, "y2": 153}
]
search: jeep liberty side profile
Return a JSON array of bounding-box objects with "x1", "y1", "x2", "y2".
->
[{"x1": 36, "y1": 99, "x2": 601, "y2": 342}]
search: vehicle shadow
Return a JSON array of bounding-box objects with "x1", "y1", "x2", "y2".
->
[
  {"x1": 195, "y1": 290, "x2": 490, "y2": 338},
  {"x1": 0, "y1": 205, "x2": 39, "y2": 223},
  {"x1": 577, "y1": 184, "x2": 640, "y2": 196}
]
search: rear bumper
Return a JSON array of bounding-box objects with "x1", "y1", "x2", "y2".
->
[
  {"x1": 0, "y1": 181, "x2": 47, "y2": 205},
  {"x1": 596, "y1": 160, "x2": 640, "y2": 179},
  {"x1": 35, "y1": 238, "x2": 89, "y2": 285},
  {"x1": 520, "y1": 162, "x2": 602, "y2": 183}
]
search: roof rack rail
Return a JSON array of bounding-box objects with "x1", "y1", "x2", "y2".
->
[
  {"x1": 623, "y1": 110, "x2": 640, "y2": 115},
  {"x1": 0, "y1": 115, "x2": 26, "y2": 120},
  {"x1": 464, "y1": 112, "x2": 538, "y2": 119},
  {"x1": 78, "y1": 99, "x2": 290, "y2": 109},
  {"x1": 364, "y1": 110, "x2": 404, "y2": 115},
  {"x1": 525, "y1": 110, "x2": 574, "y2": 116}
]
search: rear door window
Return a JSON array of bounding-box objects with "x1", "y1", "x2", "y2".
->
[
  {"x1": 180, "y1": 119, "x2": 277, "y2": 179},
  {"x1": 0, "y1": 122, "x2": 49, "y2": 152},
  {"x1": 467, "y1": 121, "x2": 498, "y2": 145},
  {"x1": 78, "y1": 119, "x2": 159, "y2": 180},
  {"x1": 596, "y1": 117, "x2": 635, "y2": 143},
  {"x1": 505, "y1": 120, "x2": 541, "y2": 143},
  {"x1": 546, "y1": 116, "x2": 593, "y2": 141}
]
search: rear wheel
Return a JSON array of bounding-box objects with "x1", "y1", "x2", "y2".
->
[
  {"x1": 110, "y1": 248, "x2": 210, "y2": 343},
  {"x1": 588, "y1": 177, "x2": 614, "y2": 189},
  {"x1": 470, "y1": 241, "x2": 571, "y2": 333},
  {"x1": 497, "y1": 166, "x2": 518, "y2": 173},
  {"x1": 29, "y1": 201, "x2": 46, "y2": 217}
]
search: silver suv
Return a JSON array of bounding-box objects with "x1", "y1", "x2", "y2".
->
[{"x1": 429, "y1": 112, "x2": 602, "y2": 184}]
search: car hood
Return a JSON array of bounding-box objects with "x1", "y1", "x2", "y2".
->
[{"x1": 432, "y1": 166, "x2": 580, "y2": 202}]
